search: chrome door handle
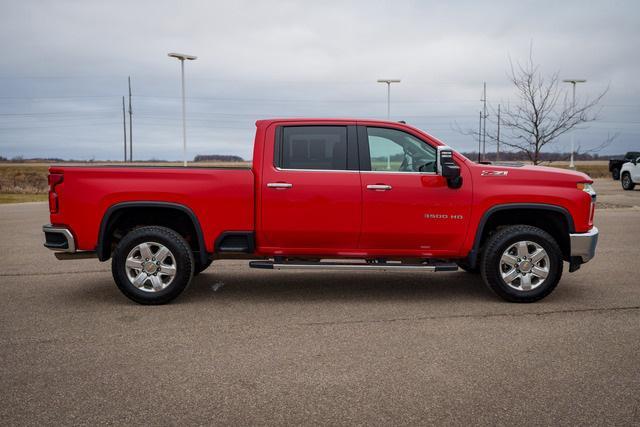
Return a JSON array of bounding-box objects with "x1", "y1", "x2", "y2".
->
[
  {"x1": 267, "y1": 182, "x2": 293, "y2": 189},
  {"x1": 367, "y1": 184, "x2": 392, "y2": 191}
]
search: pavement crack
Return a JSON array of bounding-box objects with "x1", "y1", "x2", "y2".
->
[{"x1": 297, "y1": 305, "x2": 640, "y2": 327}]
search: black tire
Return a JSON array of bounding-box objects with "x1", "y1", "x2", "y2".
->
[
  {"x1": 456, "y1": 260, "x2": 480, "y2": 274},
  {"x1": 621, "y1": 172, "x2": 635, "y2": 191},
  {"x1": 480, "y1": 225, "x2": 563, "y2": 303},
  {"x1": 194, "y1": 258, "x2": 213, "y2": 276},
  {"x1": 612, "y1": 167, "x2": 620, "y2": 180},
  {"x1": 111, "y1": 226, "x2": 194, "y2": 305}
]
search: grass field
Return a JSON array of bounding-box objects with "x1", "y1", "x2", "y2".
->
[
  {"x1": 544, "y1": 161, "x2": 609, "y2": 178},
  {"x1": 0, "y1": 161, "x2": 610, "y2": 204},
  {"x1": 0, "y1": 193, "x2": 48, "y2": 204}
]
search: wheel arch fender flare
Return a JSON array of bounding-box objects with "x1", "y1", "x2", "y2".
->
[
  {"x1": 467, "y1": 203, "x2": 575, "y2": 268},
  {"x1": 97, "y1": 201, "x2": 208, "y2": 266}
]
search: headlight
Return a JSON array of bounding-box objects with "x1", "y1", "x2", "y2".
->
[
  {"x1": 577, "y1": 182, "x2": 596, "y2": 226},
  {"x1": 577, "y1": 182, "x2": 596, "y2": 197}
]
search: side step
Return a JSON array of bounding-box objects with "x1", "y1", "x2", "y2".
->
[{"x1": 249, "y1": 260, "x2": 458, "y2": 272}]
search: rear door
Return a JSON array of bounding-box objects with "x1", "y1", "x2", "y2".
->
[
  {"x1": 357, "y1": 125, "x2": 472, "y2": 256},
  {"x1": 260, "y1": 124, "x2": 362, "y2": 253}
]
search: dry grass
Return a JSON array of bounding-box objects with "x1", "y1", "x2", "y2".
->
[
  {"x1": 0, "y1": 193, "x2": 48, "y2": 204},
  {"x1": 0, "y1": 165, "x2": 50, "y2": 194},
  {"x1": 546, "y1": 161, "x2": 609, "y2": 178}
]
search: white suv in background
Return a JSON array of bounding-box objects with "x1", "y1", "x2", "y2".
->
[{"x1": 620, "y1": 156, "x2": 640, "y2": 190}]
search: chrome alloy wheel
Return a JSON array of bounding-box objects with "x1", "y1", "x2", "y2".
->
[
  {"x1": 499, "y1": 241, "x2": 550, "y2": 291},
  {"x1": 125, "y1": 242, "x2": 176, "y2": 292}
]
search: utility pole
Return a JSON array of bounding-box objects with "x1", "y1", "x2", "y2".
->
[
  {"x1": 122, "y1": 96, "x2": 127, "y2": 162},
  {"x1": 496, "y1": 104, "x2": 501, "y2": 162},
  {"x1": 377, "y1": 79, "x2": 401, "y2": 120},
  {"x1": 128, "y1": 76, "x2": 133, "y2": 162},
  {"x1": 480, "y1": 82, "x2": 487, "y2": 162},
  {"x1": 562, "y1": 79, "x2": 586, "y2": 169},
  {"x1": 478, "y1": 111, "x2": 482, "y2": 162}
]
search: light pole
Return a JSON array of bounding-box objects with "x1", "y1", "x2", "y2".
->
[
  {"x1": 563, "y1": 79, "x2": 586, "y2": 169},
  {"x1": 377, "y1": 79, "x2": 401, "y2": 120},
  {"x1": 168, "y1": 52, "x2": 197, "y2": 167}
]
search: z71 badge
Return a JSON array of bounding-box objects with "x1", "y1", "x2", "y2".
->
[{"x1": 481, "y1": 170, "x2": 508, "y2": 176}]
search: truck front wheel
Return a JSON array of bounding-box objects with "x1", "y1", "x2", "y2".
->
[
  {"x1": 480, "y1": 225, "x2": 563, "y2": 303},
  {"x1": 111, "y1": 226, "x2": 194, "y2": 304}
]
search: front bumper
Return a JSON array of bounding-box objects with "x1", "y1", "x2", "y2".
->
[{"x1": 570, "y1": 226, "x2": 599, "y2": 263}]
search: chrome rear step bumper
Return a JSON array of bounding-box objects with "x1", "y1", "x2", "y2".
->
[
  {"x1": 43, "y1": 224, "x2": 76, "y2": 252},
  {"x1": 43, "y1": 224, "x2": 97, "y2": 259},
  {"x1": 249, "y1": 261, "x2": 458, "y2": 272}
]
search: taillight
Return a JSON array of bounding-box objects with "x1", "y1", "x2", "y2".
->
[{"x1": 48, "y1": 173, "x2": 63, "y2": 213}]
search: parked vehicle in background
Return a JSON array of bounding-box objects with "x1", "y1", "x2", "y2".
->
[
  {"x1": 620, "y1": 156, "x2": 640, "y2": 190},
  {"x1": 43, "y1": 119, "x2": 599, "y2": 305},
  {"x1": 609, "y1": 152, "x2": 640, "y2": 180}
]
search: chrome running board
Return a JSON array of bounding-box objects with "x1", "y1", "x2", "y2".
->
[{"x1": 249, "y1": 261, "x2": 458, "y2": 272}]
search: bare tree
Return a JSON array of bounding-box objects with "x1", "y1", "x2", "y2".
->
[{"x1": 493, "y1": 53, "x2": 608, "y2": 165}]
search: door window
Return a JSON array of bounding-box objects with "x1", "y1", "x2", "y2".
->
[
  {"x1": 278, "y1": 126, "x2": 348, "y2": 170},
  {"x1": 367, "y1": 127, "x2": 436, "y2": 173}
]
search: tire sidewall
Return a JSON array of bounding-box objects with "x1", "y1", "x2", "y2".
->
[
  {"x1": 622, "y1": 173, "x2": 633, "y2": 190},
  {"x1": 482, "y1": 227, "x2": 563, "y2": 302},
  {"x1": 112, "y1": 227, "x2": 194, "y2": 304}
]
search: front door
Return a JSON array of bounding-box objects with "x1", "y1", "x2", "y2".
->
[
  {"x1": 358, "y1": 125, "x2": 472, "y2": 257},
  {"x1": 632, "y1": 158, "x2": 640, "y2": 182},
  {"x1": 260, "y1": 124, "x2": 362, "y2": 254}
]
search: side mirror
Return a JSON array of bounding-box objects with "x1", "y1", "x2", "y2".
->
[
  {"x1": 635, "y1": 157, "x2": 640, "y2": 165},
  {"x1": 437, "y1": 146, "x2": 463, "y2": 189}
]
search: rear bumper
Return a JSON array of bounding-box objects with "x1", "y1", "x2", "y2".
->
[
  {"x1": 43, "y1": 224, "x2": 97, "y2": 259},
  {"x1": 570, "y1": 226, "x2": 599, "y2": 263},
  {"x1": 43, "y1": 224, "x2": 76, "y2": 252}
]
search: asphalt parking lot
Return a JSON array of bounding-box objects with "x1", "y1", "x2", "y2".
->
[{"x1": 1, "y1": 179, "x2": 639, "y2": 425}]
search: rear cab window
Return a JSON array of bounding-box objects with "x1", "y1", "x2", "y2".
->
[{"x1": 274, "y1": 125, "x2": 358, "y2": 171}]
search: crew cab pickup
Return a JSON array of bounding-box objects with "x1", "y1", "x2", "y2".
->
[
  {"x1": 43, "y1": 119, "x2": 599, "y2": 304},
  {"x1": 620, "y1": 155, "x2": 640, "y2": 190},
  {"x1": 609, "y1": 151, "x2": 640, "y2": 180}
]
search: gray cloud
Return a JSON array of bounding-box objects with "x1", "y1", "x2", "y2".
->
[{"x1": 1, "y1": 0, "x2": 639, "y2": 160}]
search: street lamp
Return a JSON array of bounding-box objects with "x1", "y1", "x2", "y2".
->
[
  {"x1": 377, "y1": 79, "x2": 401, "y2": 120},
  {"x1": 563, "y1": 79, "x2": 586, "y2": 169},
  {"x1": 168, "y1": 52, "x2": 198, "y2": 167}
]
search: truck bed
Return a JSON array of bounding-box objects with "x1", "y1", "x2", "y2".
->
[{"x1": 49, "y1": 166, "x2": 255, "y2": 253}]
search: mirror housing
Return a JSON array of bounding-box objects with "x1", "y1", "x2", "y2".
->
[{"x1": 437, "y1": 146, "x2": 463, "y2": 189}]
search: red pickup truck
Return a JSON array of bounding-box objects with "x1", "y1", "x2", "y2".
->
[{"x1": 43, "y1": 119, "x2": 598, "y2": 304}]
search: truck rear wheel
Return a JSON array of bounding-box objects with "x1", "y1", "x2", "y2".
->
[
  {"x1": 612, "y1": 167, "x2": 620, "y2": 180},
  {"x1": 111, "y1": 226, "x2": 194, "y2": 305},
  {"x1": 480, "y1": 225, "x2": 563, "y2": 303}
]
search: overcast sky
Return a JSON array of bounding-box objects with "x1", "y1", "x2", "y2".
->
[{"x1": 0, "y1": 0, "x2": 638, "y2": 160}]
